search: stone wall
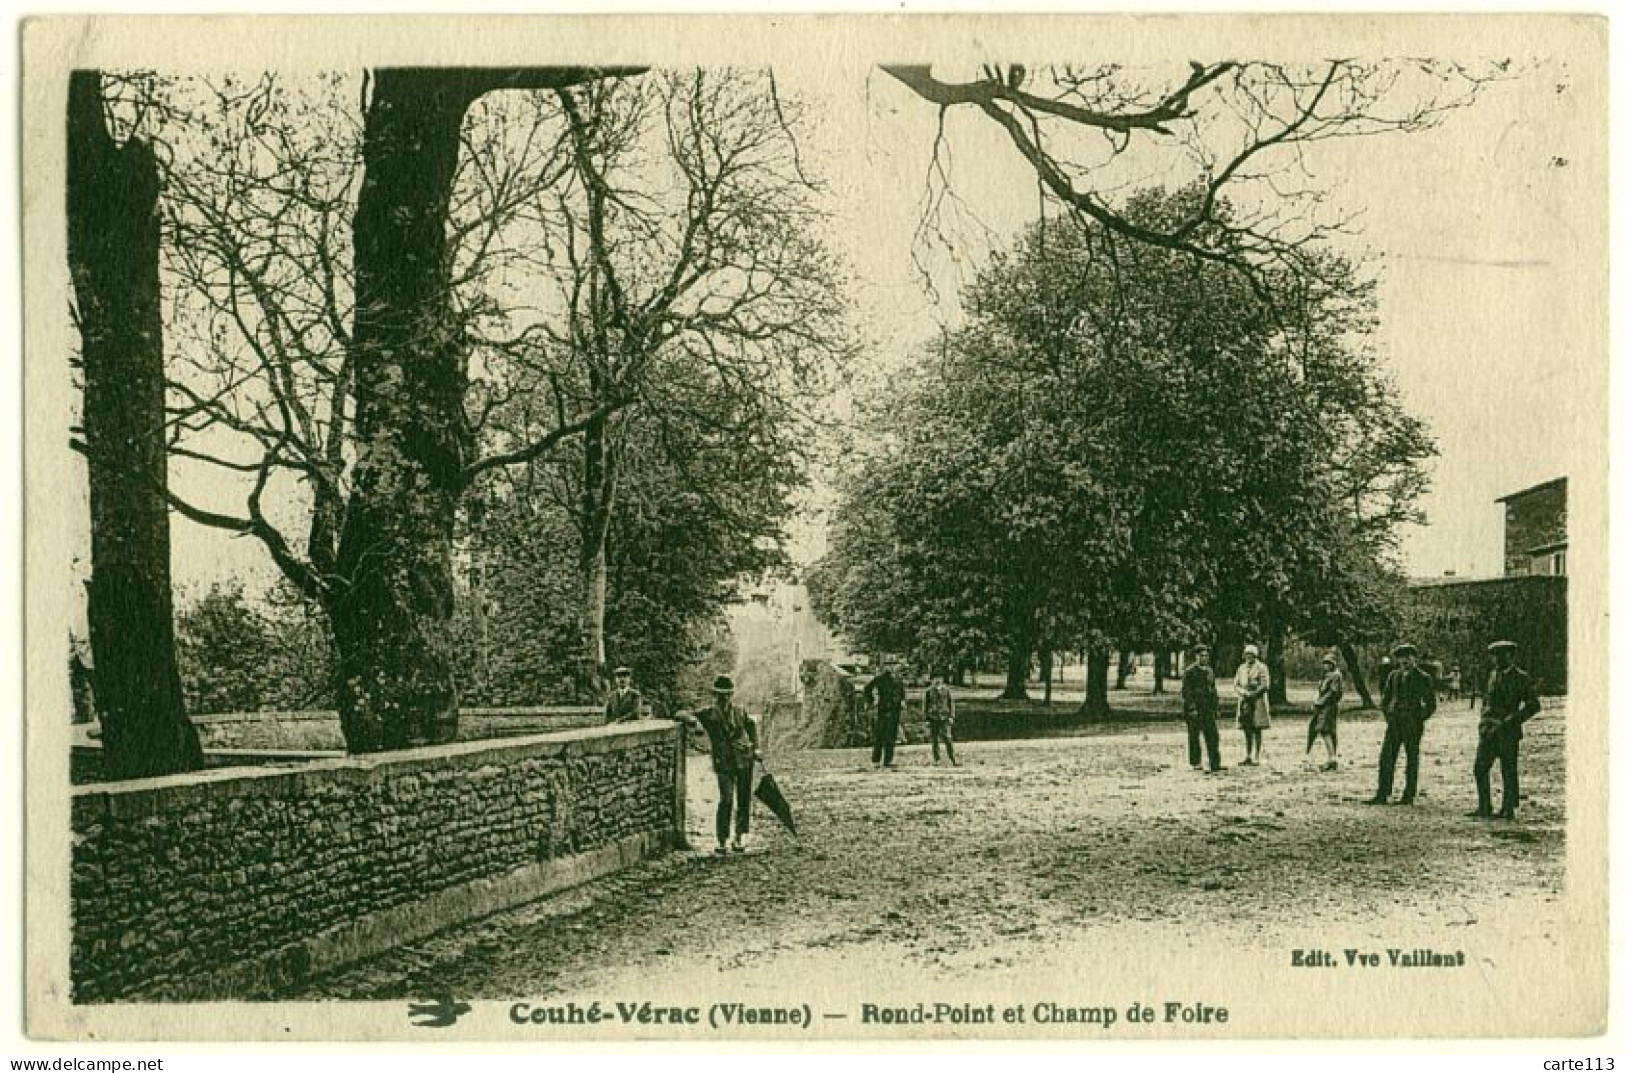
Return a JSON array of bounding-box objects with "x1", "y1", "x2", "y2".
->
[
  {"x1": 71, "y1": 722, "x2": 684, "y2": 1002},
  {"x1": 793, "y1": 659, "x2": 863, "y2": 748}
]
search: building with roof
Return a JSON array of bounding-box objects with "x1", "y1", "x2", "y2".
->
[
  {"x1": 1498, "y1": 476, "x2": 1567, "y2": 578},
  {"x1": 1396, "y1": 476, "x2": 1569, "y2": 694}
]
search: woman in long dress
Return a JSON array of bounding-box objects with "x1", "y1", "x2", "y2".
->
[{"x1": 1234, "y1": 644, "x2": 1272, "y2": 766}]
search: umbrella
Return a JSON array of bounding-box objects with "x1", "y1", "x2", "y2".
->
[{"x1": 754, "y1": 764, "x2": 798, "y2": 836}]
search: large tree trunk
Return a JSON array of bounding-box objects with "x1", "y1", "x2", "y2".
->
[
  {"x1": 1339, "y1": 642, "x2": 1375, "y2": 709},
  {"x1": 1081, "y1": 646, "x2": 1111, "y2": 718},
  {"x1": 575, "y1": 414, "x2": 619, "y2": 699},
  {"x1": 1000, "y1": 638, "x2": 1031, "y2": 701},
  {"x1": 1266, "y1": 620, "x2": 1289, "y2": 706},
  {"x1": 1038, "y1": 647, "x2": 1054, "y2": 706},
  {"x1": 67, "y1": 71, "x2": 202, "y2": 779},
  {"x1": 329, "y1": 67, "x2": 640, "y2": 752},
  {"x1": 1152, "y1": 648, "x2": 1169, "y2": 694},
  {"x1": 331, "y1": 71, "x2": 482, "y2": 752},
  {"x1": 247, "y1": 66, "x2": 643, "y2": 752}
]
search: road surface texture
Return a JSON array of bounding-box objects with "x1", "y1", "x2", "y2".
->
[{"x1": 296, "y1": 699, "x2": 1572, "y2": 1034}]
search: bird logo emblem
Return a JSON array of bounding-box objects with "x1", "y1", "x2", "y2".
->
[{"x1": 408, "y1": 994, "x2": 472, "y2": 1028}]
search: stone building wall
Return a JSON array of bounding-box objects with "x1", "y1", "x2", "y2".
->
[
  {"x1": 71, "y1": 722, "x2": 684, "y2": 1002},
  {"x1": 1501, "y1": 478, "x2": 1567, "y2": 576}
]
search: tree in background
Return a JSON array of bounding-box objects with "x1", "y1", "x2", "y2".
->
[
  {"x1": 813, "y1": 188, "x2": 1433, "y2": 717},
  {"x1": 175, "y1": 580, "x2": 335, "y2": 715},
  {"x1": 476, "y1": 71, "x2": 848, "y2": 693},
  {"x1": 142, "y1": 68, "x2": 641, "y2": 751},
  {"x1": 458, "y1": 377, "x2": 795, "y2": 714},
  {"x1": 149, "y1": 67, "x2": 841, "y2": 745},
  {"x1": 885, "y1": 61, "x2": 1496, "y2": 283}
]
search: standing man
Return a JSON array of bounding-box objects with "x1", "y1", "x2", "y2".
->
[
  {"x1": 1470, "y1": 640, "x2": 1541, "y2": 821},
  {"x1": 675, "y1": 675, "x2": 762, "y2": 855},
  {"x1": 603, "y1": 665, "x2": 643, "y2": 723},
  {"x1": 1181, "y1": 643, "x2": 1222, "y2": 773},
  {"x1": 922, "y1": 670, "x2": 959, "y2": 767},
  {"x1": 863, "y1": 658, "x2": 907, "y2": 769},
  {"x1": 1366, "y1": 643, "x2": 1437, "y2": 805},
  {"x1": 1308, "y1": 653, "x2": 1343, "y2": 771}
]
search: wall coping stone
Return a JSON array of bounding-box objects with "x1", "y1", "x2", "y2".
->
[
  {"x1": 185, "y1": 706, "x2": 604, "y2": 726},
  {"x1": 71, "y1": 721, "x2": 682, "y2": 823}
]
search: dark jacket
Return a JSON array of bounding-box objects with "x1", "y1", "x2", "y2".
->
[
  {"x1": 1481, "y1": 665, "x2": 1540, "y2": 742},
  {"x1": 604, "y1": 687, "x2": 643, "y2": 723},
  {"x1": 1181, "y1": 664, "x2": 1219, "y2": 720},
  {"x1": 1382, "y1": 667, "x2": 1437, "y2": 721},
  {"x1": 863, "y1": 671, "x2": 906, "y2": 717},
  {"x1": 685, "y1": 701, "x2": 760, "y2": 773}
]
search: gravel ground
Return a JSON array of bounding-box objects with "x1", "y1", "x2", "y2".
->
[{"x1": 294, "y1": 699, "x2": 1572, "y2": 1033}]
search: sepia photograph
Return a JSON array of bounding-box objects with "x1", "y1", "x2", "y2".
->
[{"x1": 19, "y1": 13, "x2": 1608, "y2": 1043}]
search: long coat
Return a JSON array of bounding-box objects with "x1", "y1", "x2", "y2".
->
[{"x1": 1234, "y1": 660, "x2": 1272, "y2": 729}]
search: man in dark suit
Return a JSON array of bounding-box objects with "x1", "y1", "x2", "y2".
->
[
  {"x1": 603, "y1": 665, "x2": 644, "y2": 722},
  {"x1": 1366, "y1": 643, "x2": 1437, "y2": 805},
  {"x1": 675, "y1": 675, "x2": 761, "y2": 854},
  {"x1": 862, "y1": 658, "x2": 907, "y2": 769},
  {"x1": 1470, "y1": 640, "x2": 1541, "y2": 821},
  {"x1": 1180, "y1": 644, "x2": 1222, "y2": 773}
]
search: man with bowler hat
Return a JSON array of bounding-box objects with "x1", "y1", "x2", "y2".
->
[
  {"x1": 1366, "y1": 643, "x2": 1436, "y2": 805},
  {"x1": 603, "y1": 665, "x2": 643, "y2": 723},
  {"x1": 1470, "y1": 640, "x2": 1541, "y2": 821},
  {"x1": 675, "y1": 675, "x2": 761, "y2": 854},
  {"x1": 1181, "y1": 644, "x2": 1222, "y2": 773}
]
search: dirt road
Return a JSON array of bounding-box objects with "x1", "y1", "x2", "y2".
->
[{"x1": 297, "y1": 700, "x2": 1576, "y2": 1035}]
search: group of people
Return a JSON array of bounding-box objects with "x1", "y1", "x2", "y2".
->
[
  {"x1": 599, "y1": 631, "x2": 1545, "y2": 860},
  {"x1": 1182, "y1": 642, "x2": 1341, "y2": 772},
  {"x1": 1179, "y1": 639, "x2": 1543, "y2": 820},
  {"x1": 860, "y1": 659, "x2": 960, "y2": 769}
]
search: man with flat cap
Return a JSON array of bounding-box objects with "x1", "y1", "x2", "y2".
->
[
  {"x1": 674, "y1": 675, "x2": 762, "y2": 854},
  {"x1": 603, "y1": 666, "x2": 644, "y2": 723},
  {"x1": 1181, "y1": 644, "x2": 1222, "y2": 773},
  {"x1": 1367, "y1": 643, "x2": 1436, "y2": 805},
  {"x1": 1470, "y1": 640, "x2": 1541, "y2": 821}
]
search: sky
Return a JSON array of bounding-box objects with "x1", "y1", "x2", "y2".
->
[{"x1": 67, "y1": 53, "x2": 1602, "y2": 605}]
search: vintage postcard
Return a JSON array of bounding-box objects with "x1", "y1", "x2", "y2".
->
[{"x1": 20, "y1": 13, "x2": 1607, "y2": 1043}]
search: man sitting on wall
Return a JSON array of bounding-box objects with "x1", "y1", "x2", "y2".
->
[{"x1": 604, "y1": 665, "x2": 643, "y2": 723}]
